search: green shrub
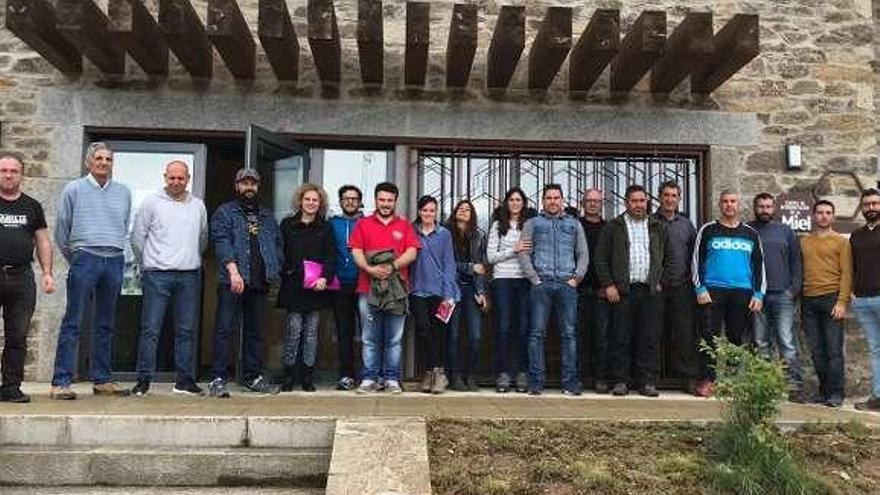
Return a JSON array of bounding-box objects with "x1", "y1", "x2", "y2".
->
[{"x1": 702, "y1": 338, "x2": 833, "y2": 495}]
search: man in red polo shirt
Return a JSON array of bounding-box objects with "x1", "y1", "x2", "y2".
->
[{"x1": 349, "y1": 182, "x2": 419, "y2": 394}]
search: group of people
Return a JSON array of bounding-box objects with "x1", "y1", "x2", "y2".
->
[{"x1": 0, "y1": 143, "x2": 879, "y2": 413}]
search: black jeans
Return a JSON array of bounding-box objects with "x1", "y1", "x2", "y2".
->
[
  {"x1": 610, "y1": 284, "x2": 660, "y2": 385},
  {"x1": 659, "y1": 284, "x2": 699, "y2": 379},
  {"x1": 332, "y1": 282, "x2": 359, "y2": 379},
  {"x1": 210, "y1": 285, "x2": 268, "y2": 382},
  {"x1": 0, "y1": 266, "x2": 36, "y2": 389},
  {"x1": 578, "y1": 289, "x2": 611, "y2": 382},
  {"x1": 802, "y1": 293, "x2": 845, "y2": 399},
  {"x1": 699, "y1": 288, "x2": 752, "y2": 380},
  {"x1": 410, "y1": 295, "x2": 447, "y2": 370}
]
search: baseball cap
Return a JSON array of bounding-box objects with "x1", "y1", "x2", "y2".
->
[{"x1": 235, "y1": 168, "x2": 261, "y2": 183}]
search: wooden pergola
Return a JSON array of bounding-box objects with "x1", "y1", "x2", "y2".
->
[{"x1": 5, "y1": 0, "x2": 759, "y2": 96}]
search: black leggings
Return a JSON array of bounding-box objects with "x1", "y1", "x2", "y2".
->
[{"x1": 410, "y1": 295, "x2": 447, "y2": 370}]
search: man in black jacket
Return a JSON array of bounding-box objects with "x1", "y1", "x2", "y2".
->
[
  {"x1": 595, "y1": 185, "x2": 667, "y2": 397},
  {"x1": 577, "y1": 188, "x2": 610, "y2": 393}
]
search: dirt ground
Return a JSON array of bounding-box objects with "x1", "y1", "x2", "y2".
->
[{"x1": 427, "y1": 419, "x2": 880, "y2": 495}]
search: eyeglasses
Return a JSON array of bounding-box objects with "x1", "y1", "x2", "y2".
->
[{"x1": 341, "y1": 197, "x2": 361, "y2": 202}]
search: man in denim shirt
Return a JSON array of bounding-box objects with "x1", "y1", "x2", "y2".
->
[
  {"x1": 207, "y1": 168, "x2": 282, "y2": 397},
  {"x1": 519, "y1": 184, "x2": 589, "y2": 395}
]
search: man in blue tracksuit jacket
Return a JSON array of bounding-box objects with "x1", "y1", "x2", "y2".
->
[
  {"x1": 692, "y1": 190, "x2": 766, "y2": 397},
  {"x1": 329, "y1": 185, "x2": 364, "y2": 390},
  {"x1": 749, "y1": 193, "x2": 804, "y2": 402}
]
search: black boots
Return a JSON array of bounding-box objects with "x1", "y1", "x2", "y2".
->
[
  {"x1": 301, "y1": 366, "x2": 316, "y2": 392},
  {"x1": 281, "y1": 366, "x2": 296, "y2": 392}
]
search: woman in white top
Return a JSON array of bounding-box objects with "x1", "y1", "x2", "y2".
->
[{"x1": 486, "y1": 187, "x2": 534, "y2": 393}]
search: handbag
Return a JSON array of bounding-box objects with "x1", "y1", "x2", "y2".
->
[{"x1": 302, "y1": 260, "x2": 341, "y2": 290}]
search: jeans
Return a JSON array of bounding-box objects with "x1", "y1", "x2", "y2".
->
[
  {"x1": 332, "y1": 282, "x2": 359, "y2": 379},
  {"x1": 410, "y1": 295, "x2": 447, "y2": 369},
  {"x1": 448, "y1": 283, "x2": 482, "y2": 377},
  {"x1": 210, "y1": 285, "x2": 267, "y2": 382},
  {"x1": 659, "y1": 285, "x2": 699, "y2": 380},
  {"x1": 283, "y1": 311, "x2": 320, "y2": 367},
  {"x1": 136, "y1": 270, "x2": 201, "y2": 383},
  {"x1": 359, "y1": 295, "x2": 406, "y2": 382},
  {"x1": 753, "y1": 290, "x2": 803, "y2": 390},
  {"x1": 698, "y1": 288, "x2": 752, "y2": 380},
  {"x1": 579, "y1": 289, "x2": 610, "y2": 382},
  {"x1": 52, "y1": 252, "x2": 124, "y2": 387},
  {"x1": 528, "y1": 280, "x2": 579, "y2": 391},
  {"x1": 802, "y1": 293, "x2": 845, "y2": 399},
  {"x1": 492, "y1": 278, "x2": 530, "y2": 378},
  {"x1": 610, "y1": 284, "x2": 660, "y2": 385},
  {"x1": 852, "y1": 295, "x2": 880, "y2": 398},
  {"x1": 0, "y1": 266, "x2": 36, "y2": 389}
]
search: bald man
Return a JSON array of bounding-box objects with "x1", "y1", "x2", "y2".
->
[{"x1": 130, "y1": 160, "x2": 208, "y2": 396}]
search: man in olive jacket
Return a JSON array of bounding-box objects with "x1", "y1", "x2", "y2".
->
[{"x1": 594, "y1": 185, "x2": 667, "y2": 397}]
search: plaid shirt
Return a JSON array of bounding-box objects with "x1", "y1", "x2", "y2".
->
[{"x1": 624, "y1": 213, "x2": 650, "y2": 283}]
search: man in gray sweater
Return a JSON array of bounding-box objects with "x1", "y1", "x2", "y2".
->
[
  {"x1": 130, "y1": 161, "x2": 208, "y2": 397},
  {"x1": 51, "y1": 142, "x2": 132, "y2": 400}
]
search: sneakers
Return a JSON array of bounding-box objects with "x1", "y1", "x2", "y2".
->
[
  {"x1": 420, "y1": 369, "x2": 435, "y2": 394},
  {"x1": 0, "y1": 387, "x2": 31, "y2": 403},
  {"x1": 787, "y1": 390, "x2": 806, "y2": 404},
  {"x1": 131, "y1": 379, "x2": 150, "y2": 397},
  {"x1": 385, "y1": 380, "x2": 403, "y2": 394},
  {"x1": 515, "y1": 372, "x2": 529, "y2": 393},
  {"x1": 562, "y1": 387, "x2": 582, "y2": 397},
  {"x1": 639, "y1": 383, "x2": 659, "y2": 398},
  {"x1": 50, "y1": 386, "x2": 77, "y2": 400},
  {"x1": 93, "y1": 382, "x2": 131, "y2": 397},
  {"x1": 337, "y1": 376, "x2": 356, "y2": 391},
  {"x1": 527, "y1": 388, "x2": 542, "y2": 396},
  {"x1": 496, "y1": 372, "x2": 511, "y2": 393},
  {"x1": 465, "y1": 376, "x2": 480, "y2": 392},
  {"x1": 242, "y1": 375, "x2": 280, "y2": 395},
  {"x1": 431, "y1": 368, "x2": 449, "y2": 394},
  {"x1": 357, "y1": 379, "x2": 380, "y2": 394},
  {"x1": 172, "y1": 380, "x2": 204, "y2": 396},
  {"x1": 695, "y1": 380, "x2": 715, "y2": 398},
  {"x1": 855, "y1": 397, "x2": 880, "y2": 411},
  {"x1": 208, "y1": 378, "x2": 231, "y2": 398},
  {"x1": 611, "y1": 382, "x2": 629, "y2": 396},
  {"x1": 825, "y1": 394, "x2": 844, "y2": 408},
  {"x1": 451, "y1": 375, "x2": 468, "y2": 392}
]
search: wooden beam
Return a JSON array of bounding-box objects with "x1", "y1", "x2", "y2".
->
[
  {"x1": 108, "y1": 0, "x2": 168, "y2": 76},
  {"x1": 528, "y1": 7, "x2": 572, "y2": 91},
  {"x1": 158, "y1": 0, "x2": 213, "y2": 79},
  {"x1": 610, "y1": 10, "x2": 666, "y2": 92},
  {"x1": 56, "y1": 0, "x2": 125, "y2": 74},
  {"x1": 5, "y1": 0, "x2": 81, "y2": 74},
  {"x1": 357, "y1": 0, "x2": 383, "y2": 86},
  {"x1": 650, "y1": 12, "x2": 713, "y2": 93},
  {"x1": 258, "y1": 0, "x2": 299, "y2": 82},
  {"x1": 486, "y1": 5, "x2": 525, "y2": 91},
  {"x1": 446, "y1": 3, "x2": 477, "y2": 89},
  {"x1": 569, "y1": 9, "x2": 618, "y2": 93},
  {"x1": 308, "y1": 0, "x2": 341, "y2": 89},
  {"x1": 207, "y1": 0, "x2": 255, "y2": 80},
  {"x1": 691, "y1": 14, "x2": 759, "y2": 94},
  {"x1": 405, "y1": 2, "x2": 430, "y2": 87}
]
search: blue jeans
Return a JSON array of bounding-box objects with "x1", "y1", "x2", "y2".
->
[
  {"x1": 493, "y1": 278, "x2": 531, "y2": 377},
  {"x1": 448, "y1": 283, "x2": 482, "y2": 377},
  {"x1": 359, "y1": 295, "x2": 406, "y2": 382},
  {"x1": 753, "y1": 290, "x2": 803, "y2": 389},
  {"x1": 52, "y1": 251, "x2": 124, "y2": 387},
  {"x1": 136, "y1": 270, "x2": 201, "y2": 383},
  {"x1": 528, "y1": 280, "x2": 579, "y2": 391},
  {"x1": 852, "y1": 296, "x2": 880, "y2": 398},
  {"x1": 802, "y1": 293, "x2": 845, "y2": 399},
  {"x1": 210, "y1": 285, "x2": 267, "y2": 382}
]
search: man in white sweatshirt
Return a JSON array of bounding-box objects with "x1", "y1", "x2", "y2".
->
[{"x1": 130, "y1": 160, "x2": 208, "y2": 396}]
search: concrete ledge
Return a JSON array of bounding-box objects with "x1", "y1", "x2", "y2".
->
[
  {"x1": 249, "y1": 417, "x2": 336, "y2": 448},
  {"x1": 326, "y1": 417, "x2": 431, "y2": 495},
  {"x1": 0, "y1": 446, "x2": 330, "y2": 486}
]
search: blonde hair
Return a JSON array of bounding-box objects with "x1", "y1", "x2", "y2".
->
[{"x1": 293, "y1": 183, "x2": 329, "y2": 219}]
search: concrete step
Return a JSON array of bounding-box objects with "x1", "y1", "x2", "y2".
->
[
  {"x1": 0, "y1": 446, "x2": 330, "y2": 487},
  {"x1": 1, "y1": 488, "x2": 324, "y2": 495},
  {"x1": 0, "y1": 415, "x2": 335, "y2": 449}
]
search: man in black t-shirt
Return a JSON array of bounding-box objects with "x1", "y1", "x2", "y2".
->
[{"x1": 0, "y1": 155, "x2": 55, "y2": 403}]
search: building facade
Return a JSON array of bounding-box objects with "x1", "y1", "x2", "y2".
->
[{"x1": 0, "y1": 0, "x2": 877, "y2": 388}]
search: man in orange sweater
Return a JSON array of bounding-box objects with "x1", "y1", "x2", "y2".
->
[{"x1": 800, "y1": 200, "x2": 852, "y2": 408}]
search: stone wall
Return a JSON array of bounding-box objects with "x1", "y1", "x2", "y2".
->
[{"x1": 0, "y1": 0, "x2": 877, "y2": 385}]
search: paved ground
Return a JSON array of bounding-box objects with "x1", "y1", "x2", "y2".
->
[
  {"x1": 1, "y1": 489, "x2": 323, "y2": 495},
  {"x1": 6, "y1": 382, "x2": 880, "y2": 425}
]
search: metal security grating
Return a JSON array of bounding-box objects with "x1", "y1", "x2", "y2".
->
[{"x1": 417, "y1": 149, "x2": 703, "y2": 229}]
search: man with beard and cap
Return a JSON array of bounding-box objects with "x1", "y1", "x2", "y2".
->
[
  {"x1": 748, "y1": 193, "x2": 804, "y2": 403},
  {"x1": 852, "y1": 188, "x2": 880, "y2": 411},
  {"x1": 207, "y1": 168, "x2": 282, "y2": 397}
]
